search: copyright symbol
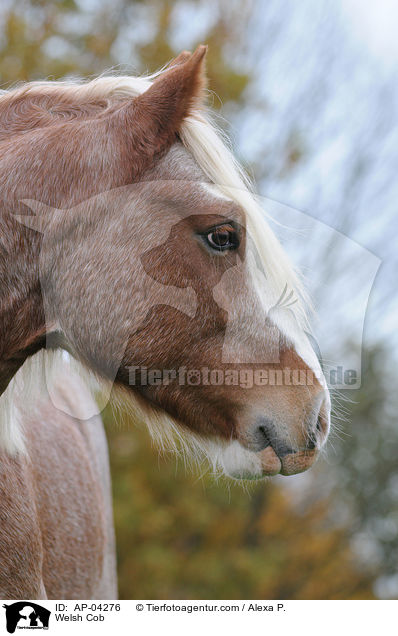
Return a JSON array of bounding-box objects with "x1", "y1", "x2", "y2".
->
[{"x1": 136, "y1": 604, "x2": 144, "y2": 611}]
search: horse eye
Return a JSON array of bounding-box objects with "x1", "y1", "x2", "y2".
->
[{"x1": 205, "y1": 224, "x2": 239, "y2": 252}]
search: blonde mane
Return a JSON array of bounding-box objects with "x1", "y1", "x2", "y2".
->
[{"x1": 0, "y1": 69, "x2": 311, "y2": 466}]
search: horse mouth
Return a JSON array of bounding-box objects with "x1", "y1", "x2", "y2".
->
[
  {"x1": 227, "y1": 400, "x2": 330, "y2": 480},
  {"x1": 225, "y1": 444, "x2": 319, "y2": 481},
  {"x1": 257, "y1": 445, "x2": 318, "y2": 477}
]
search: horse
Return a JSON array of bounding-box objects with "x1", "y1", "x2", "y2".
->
[{"x1": 0, "y1": 46, "x2": 330, "y2": 599}]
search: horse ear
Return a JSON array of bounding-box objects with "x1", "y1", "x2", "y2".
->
[
  {"x1": 119, "y1": 45, "x2": 208, "y2": 164},
  {"x1": 167, "y1": 50, "x2": 192, "y2": 67}
]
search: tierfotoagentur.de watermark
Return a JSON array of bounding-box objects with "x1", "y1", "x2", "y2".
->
[{"x1": 126, "y1": 365, "x2": 358, "y2": 389}]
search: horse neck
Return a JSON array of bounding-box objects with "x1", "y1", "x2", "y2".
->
[{"x1": 0, "y1": 214, "x2": 47, "y2": 395}]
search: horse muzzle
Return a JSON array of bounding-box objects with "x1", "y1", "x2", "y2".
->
[{"x1": 229, "y1": 394, "x2": 330, "y2": 479}]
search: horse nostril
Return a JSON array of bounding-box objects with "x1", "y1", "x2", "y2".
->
[
  {"x1": 257, "y1": 425, "x2": 271, "y2": 451},
  {"x1": 253, "y1": 418, "x2": 293, "y2": 457},
  {"x1": 253, "y1": 418, "x2": 279, "y2": 452}
]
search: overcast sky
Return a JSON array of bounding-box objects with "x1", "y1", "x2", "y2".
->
[{"x1": 225, "y1": 0, "x2": 398, "y2": 377}]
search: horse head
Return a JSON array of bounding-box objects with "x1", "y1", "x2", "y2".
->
[{"x1": 1, "y1": 46, "x2": 330, "y2": 479}]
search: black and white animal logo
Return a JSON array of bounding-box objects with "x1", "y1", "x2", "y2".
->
[{"x1": 3, "y1": 602, "x2": 50, "y2": 633}]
